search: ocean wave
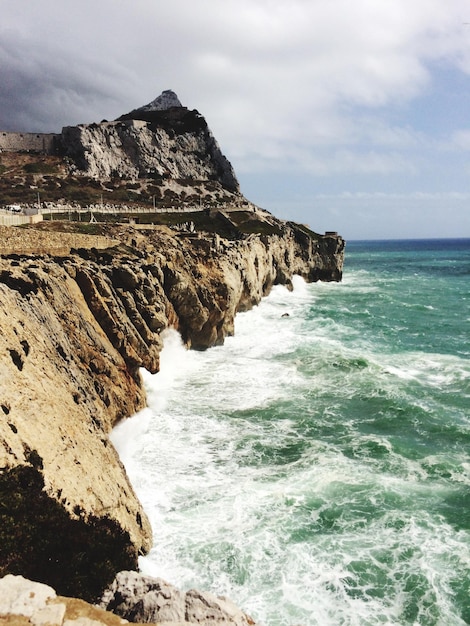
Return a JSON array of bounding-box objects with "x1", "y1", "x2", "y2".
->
[{"x1": 112, "y1": 242, "x2": 470, "y2": 626}]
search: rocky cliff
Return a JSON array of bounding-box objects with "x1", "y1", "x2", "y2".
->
[
  {"x1": 0, "y1": 90, "x2": 345, "y2": 615},
  {"x1": 60, "y1": 90, "x2": 239, "y2": 194},
  {"x1": 0, "y1": 220, "x2": 344, "y2": 603},
  {"x1": 0, "y1": 91, "x2": 244, "y2": 210}
]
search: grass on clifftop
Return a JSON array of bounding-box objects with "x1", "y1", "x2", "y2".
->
[
  {"x1": 35, "y1": 210, "x2": 286, "y2": 239},
  {"x1": 21, "y1": 221, "x2": 108, "y2": 236}
]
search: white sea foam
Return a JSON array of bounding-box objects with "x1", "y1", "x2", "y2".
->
[{"x1": 112, "y1": 273, "x2": 470, "y2": 626}]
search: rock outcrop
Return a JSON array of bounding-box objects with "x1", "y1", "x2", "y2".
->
[
  {"x1": 0, "y1": 573, "x2": 258, "y2": 626},
  {"x1": 99, "y1": 570, "x2": 256, "y2": 625},
  {"x1": 0, "y1": 575, "x2": 126, "y2": 626},
  {"x1": 0, "y1": 221, "x2": 344, "y2": 603},
  {"x1": 139, "y1": 89, "x2": 183, "y2": 111},
  {"x1": 60, "y1": 91, "x2": 239, "y2": 193}
]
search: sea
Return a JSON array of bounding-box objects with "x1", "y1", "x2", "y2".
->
[{"x1": 111, "y1": 238, "x2": 470, "y2": 626}]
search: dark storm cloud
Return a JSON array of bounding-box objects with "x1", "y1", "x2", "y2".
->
[{"x1": 0, "y1": 18, "x2": 136, "y2": 132}]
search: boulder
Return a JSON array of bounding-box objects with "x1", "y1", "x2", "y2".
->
[
  {"x1": 0, "y1": 574, "x2": 257, "y2": 626},
  {"x1": 99, "y1": 571, "x2": 257, "y2": 625},
  {"x1": 0, "y1": 574, "x2": 128, "y2": 626}
]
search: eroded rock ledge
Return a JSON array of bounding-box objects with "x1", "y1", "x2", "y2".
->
[{"x1": 0, "y1": 222, "x2": 344, "y2": 603}]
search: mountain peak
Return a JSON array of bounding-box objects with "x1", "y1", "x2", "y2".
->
[{"x1": 139, "y1": 90, "x2": 183, "y2": 112}]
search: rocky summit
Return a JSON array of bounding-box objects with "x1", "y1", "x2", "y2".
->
[
  {"x1": 135, "y1": 88, "x2": 183, "y2": 111},
  {"x1": 0, "y1": 91, "x2": 345, "y2": 621},
  {"x1": 0, "y1": 90, "x2": 242, "y2": 209},
  {"x1": 61, "y1": 90, "x2": 240, "y2": 191}
]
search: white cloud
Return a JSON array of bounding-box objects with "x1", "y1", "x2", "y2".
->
[
  {"x1": 316, "y1": 191, "x2": 470, "y2": 201},
  {"x1": 264, "y1": 189, "x2": 470, "y2": 240},
  {"x1": 448, "y1": 129, "x2": 470, "y2": 150},
  {"x1": 237, "y1": 146, "x2": 417, "y2": 177}
]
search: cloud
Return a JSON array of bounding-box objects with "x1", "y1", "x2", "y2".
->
[
  {"x1": 448, "y1": 128, "x2": 470, "y2": 150},
  {"x1": 0, "y1": 26, "x2": 128, "y2": 131},
  {"x1": 2, "y1": 0, "x2": 470, "y2": 238},
  {"x1": 263, "y1": 189, "x2": 470, "y2": 240},
  {"x1": 2, "y1": 1, "x2": 469, "y2": 131},
  {"x1": 316, "y1": 190, "x2": 470, "y2": 201},
  {"x1": 237, "y1": 146, "x2": 418, "y2": 177}
]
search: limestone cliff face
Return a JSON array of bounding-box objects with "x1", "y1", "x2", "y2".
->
[
  {"x1": 0, "y1": 246, "x2": 153, "y2": 603},
  {"x1": 0, "y1": 223, "x2": 344, "y2": 602},
  {"x1": 60, "y1": 94, "x2": 239, "y2": 192},
  {"x1": 0, "y1": 88, "x2": 345, "y2": 611}
]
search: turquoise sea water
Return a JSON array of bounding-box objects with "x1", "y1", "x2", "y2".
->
[{"x1": 112, "y1": 239, "x2": 470, "y2": 626}]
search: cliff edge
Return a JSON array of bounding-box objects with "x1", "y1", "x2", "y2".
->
[
  {"x1": 0, "y1": 90, "x2": 345, "y2": 610},
  {"x1": 0, "y1": 221, "x2": 344, "y2": 602}
]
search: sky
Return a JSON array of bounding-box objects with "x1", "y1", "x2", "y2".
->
[{"x1": 2, "y1": 0, "x2": 470, "y2": 240}]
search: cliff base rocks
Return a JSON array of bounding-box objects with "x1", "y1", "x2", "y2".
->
[
  {"x1": 0, "y1": 574, "x2": 258, "y2": 626},
  {"x1": 99, "y1": 571, "x2": 256, "y2": 625}
]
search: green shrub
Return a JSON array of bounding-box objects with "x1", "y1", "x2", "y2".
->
[{"x1": 23, "y1": 162, "x2": 58, "y2": 174}]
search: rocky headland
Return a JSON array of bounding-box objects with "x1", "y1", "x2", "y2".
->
[
  {"x1": 0, "y1": 90, "x2": 244, "y2": 210},
  {"x1": 0, "y1": 91, "x2": 345, "y2": 620}
]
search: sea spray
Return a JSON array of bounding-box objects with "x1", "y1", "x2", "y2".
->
[{"x1": 112, "y1": 240, "x2": 470, "y2": 626}]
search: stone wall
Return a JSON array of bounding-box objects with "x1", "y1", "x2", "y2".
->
[
  {"x1": 0, "y1": 131, "x2": 60, "y2": 153},
  {"x1": 0, "y1": 213, "x2": 43, "y2": 227}
]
